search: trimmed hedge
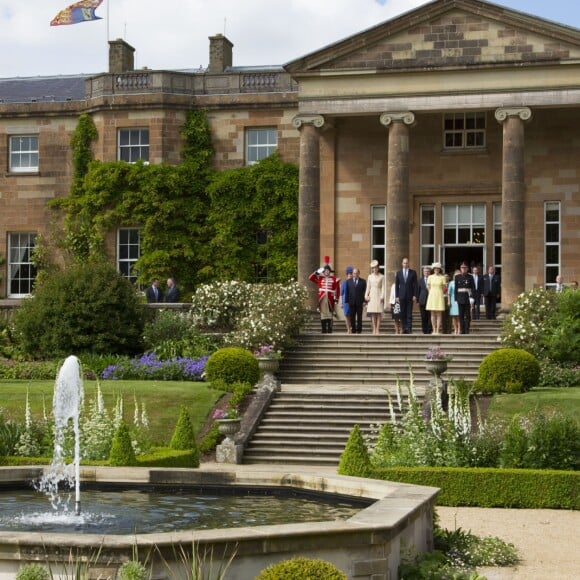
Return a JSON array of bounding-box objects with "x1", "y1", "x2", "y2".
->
[
  {"x1": 475, "y1": 348, "x2": 540, "y2": 393},
  {"x1": 205, "y1": 347, "x2": 259, "y2": 387},
  {"x1": 373, "y1": 466, "x2": 579, "y2": 509},
  {"x1": 256, "y1": 557, "x2": 347, "y2": 580}
]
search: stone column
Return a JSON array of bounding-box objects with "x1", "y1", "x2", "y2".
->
[
  {"x1": 380, "y1": 112, "x2": 415, "y2": 283},
  {"x1": 494, "y1": 107, "x2": 532, "y2": 309},
  {"x1": 293, "y1": 114, "x2": 325, "y2": 309}
]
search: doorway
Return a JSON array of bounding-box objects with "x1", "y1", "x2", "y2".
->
[{"x1": 442, "y1": 246, "x2": 484, "y2": 275}]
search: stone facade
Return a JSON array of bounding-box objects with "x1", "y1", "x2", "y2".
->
[{"x1": 0, "y1": 0, "x2": 579, "y2": 305}]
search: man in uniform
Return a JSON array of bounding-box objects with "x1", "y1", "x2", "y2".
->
[
  {"x1": 454, "y1": 262, "x2": 475, "y2": 334},
  {"x1": 309, "y1": 256, "x2": 340, "y2": 333}
]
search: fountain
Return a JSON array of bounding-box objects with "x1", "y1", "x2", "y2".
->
[
  {"x1": 36, "y1": 354, "x2": 84, "y2": 516},
  {"x1": 0, "y1": 356, "x2": 439, "y2": 578}
]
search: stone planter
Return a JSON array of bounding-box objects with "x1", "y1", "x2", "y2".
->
[
  {"x1": 257, "y1": 356, "x2": 280, "y2": 376},
  {"x1": 425, "y1": 359, "x2": 449, "y2": 377},
  {"x1": 217, "y1": 418, "x2": 241, "y2": 439}
]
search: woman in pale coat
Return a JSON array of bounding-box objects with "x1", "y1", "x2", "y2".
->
[{"x1": 365, "y1": 259, "x2": 386, "y2": 335}]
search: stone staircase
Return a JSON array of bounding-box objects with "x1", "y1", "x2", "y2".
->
[{"x1": 242, "y1": 316, "x2": 502, "y2": 465}]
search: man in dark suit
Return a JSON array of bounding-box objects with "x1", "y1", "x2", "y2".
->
[
  {"x1": 395, "y1": 257, "x2": 418, "y2": 334},
  {"x1": 417, "y1": 265, "x2": 432, "y2": 334},
  {"x1": 471, "y1": 265, "x2": 483, "y2": 320},
  {"x1": 165, "y1": 277, "x2": 180, "y2": 303},
  {"x1": 345, "y1": 267, "x2": 367, "y2": 334},
  {"x1": 483, "y1": 266, "x2": 501, "y2": 319},
  {"x1": 455, "y1": 262, "x2": 475, "y2": 333},
  {"x1": 145, "y1": 278, "x2": 163, "y2": 303}
]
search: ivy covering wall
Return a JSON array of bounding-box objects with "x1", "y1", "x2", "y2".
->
[{"x1": 49, "y1": 111, "x2": 298, "y2": 293}]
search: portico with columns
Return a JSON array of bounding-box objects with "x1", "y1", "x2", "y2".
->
[{"x1": 286, "y1": 0, "x2": 580, "y2": 310}]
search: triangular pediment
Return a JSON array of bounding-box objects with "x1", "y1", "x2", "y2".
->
[{"x1": 285, "y1": 0, "x2": 580, "y2": 75}]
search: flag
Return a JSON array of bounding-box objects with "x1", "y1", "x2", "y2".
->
[{"x1": 50, "y1": 0, "x2": 104, "y2": 26}]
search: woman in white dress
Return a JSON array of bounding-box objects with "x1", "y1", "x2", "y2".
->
[{"x1": 365, "y1": 259, "x2": 385, "y2": 335}]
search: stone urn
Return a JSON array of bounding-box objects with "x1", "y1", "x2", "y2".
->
[
  {"x1": 217, "y1": 418, "x2": 241, "y2": 441},
  {"x1": 425, "y1": 359, "x2": 449, "y2": 378},
  {"x1": 257, "y1": 356, "x2": 280, "y2": 377}
]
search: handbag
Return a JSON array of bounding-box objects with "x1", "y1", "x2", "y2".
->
[{"x1": 392, "y1": 302, "x2": 401, "y2": 315}]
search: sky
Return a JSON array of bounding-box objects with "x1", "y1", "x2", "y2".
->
[{"x1": 0, "y1": 0, "x2": 578, "y2": 79}]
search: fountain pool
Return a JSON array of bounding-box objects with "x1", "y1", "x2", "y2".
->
[{"x1": 0, "y1": 465, "x2": 438, "y2": 579}]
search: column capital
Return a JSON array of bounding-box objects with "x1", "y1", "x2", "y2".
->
[
  {"x1": 379, "y1": 111, "x2": 416, "y2": 127},
  {"x1": 494, "y1": 107, "x2": 532, "y2": 123},
  {"x1": 292, "y1": 114, "x2": 326, "y2": 129}
]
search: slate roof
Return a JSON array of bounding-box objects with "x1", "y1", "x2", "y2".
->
[{"x1": 0, "y1": 74, "x2": 90, "y2": 104}]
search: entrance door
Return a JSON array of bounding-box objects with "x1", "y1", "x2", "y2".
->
[{"x1": 442, "y1": 246, "x2": 484, "y2": 275}]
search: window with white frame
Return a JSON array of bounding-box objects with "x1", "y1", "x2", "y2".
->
[
  {"x1": 492, "y1": 203, "x2": 502, "y2": 278},
  {"x1": 9, "y1": 135, "x2": 39, "y2": 172},
  {"x1": 371, "y1": 205, "x2": 386, "y2": 272},
  {"x1": 544, "y1": 201, "x2": 560, "y2": 286},
  {"x1": 8, "y1": 232, "x2": 37, "y2": 297},
  {"x1": 245, "y1": 127, "x2": 277, "y2": 165},
  {"x1": 420, "y1": 205, "x2": 435, "y2": 269},
  {"x1": 443, "y1": 204, "x2": 486, "y2": 245},
  {"x1": 118, "y1": 128, "x2": 149, "y2": 163},
  {"x1": 117, "y1": 228, "x2": 141, "y2": 284},
  {"x1": 443, "y1": 112, "x2": 486, "y2": 149}
]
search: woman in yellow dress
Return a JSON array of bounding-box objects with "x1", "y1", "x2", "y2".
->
[{"x1": 426, "y1": 262, "x2": 447, "y2": 334}]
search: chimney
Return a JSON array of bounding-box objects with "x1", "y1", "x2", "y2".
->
[
  {"x1": 208, "y1": 34, "x2": 233, "y2": 73},
  {"x1": 109, "y1": 39, "x2": 135, "y2": 74}
]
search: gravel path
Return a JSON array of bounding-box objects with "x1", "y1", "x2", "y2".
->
[{"x1": 437, "y1": 507, "x2": 580, "y2": 579}]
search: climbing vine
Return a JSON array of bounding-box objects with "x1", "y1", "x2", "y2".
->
[{"x1": 50, "y1": 109, "x2": 298, "y2": 292}]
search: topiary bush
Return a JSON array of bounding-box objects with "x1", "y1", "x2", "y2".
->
[
  {"x1": 338, "y1": 424, "x2": 372, "y2": 477},
  {"x1": 108, "y1": 420, "x2": 137, "y2": 466},
  {"x1": 256, "y1": 557, "x2": 347, "y2": 580},
  {"x1": 204, "y1": 347, "x2": 259, "y2": 388},
  {"x1": 475, "y1": 348, "x2": 540, "y2": 394},
  {"x1": 169, "y1": 406, "x2": 200, "y2": 467},
  {"x1": 13, "y1": 260, "x2": 146, "y2": 358}
]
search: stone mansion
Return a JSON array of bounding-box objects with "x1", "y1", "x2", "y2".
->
[{"x1": 1, "y1": 0, "x2": 579, "y2": 308}]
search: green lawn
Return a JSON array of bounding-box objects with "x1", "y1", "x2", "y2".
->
[
  {"x1": 0, "y1": 380, "x2": 222, "y2": 446},
  {"x1": 487, "y1": 387, "x2": 580, "y2": 425}
]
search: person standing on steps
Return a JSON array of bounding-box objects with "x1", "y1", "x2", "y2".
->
[
  {"x1": 309, "y1": 257, "x2": 340, "y2": 334},
  {"x1": 365, "y1": 259, "x2": 385, "y2": 335},
  {"x1": 345, "y1": 267, "x2": 367, "y2": 334},
  {"x1": 340, "y1": 266, "x2": 354, "y2": 334},
  {"x1": 426, "y1": 262, "x2": 447, "y2": 335},
  {"x1": 417, "y1": 265, "x2": 432, "y2": 334},
  {"x1": 483, "y1": 265, "x2": 501, "y2": 319},
  {"x1": 471, "y1": 265, "x2": 483, "y2": 320},
  {"x1": 395, "y1": 257, "x2": 418, "y2": 334},
  {"x1": 455, "y1": 262, "x2": 475, "y2": 334}
]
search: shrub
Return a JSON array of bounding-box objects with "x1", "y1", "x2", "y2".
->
[
  {"x1": 13, "y1": 260, "x2": 146, "y2": 358},
  {"x1": 475, "y1": 348, "x2": 540, "y2": 394},
  {"x1": 198, "y1": 422, "x2": 221, "y2": 454},
  {"x1": 101, "y1": 353, "x2": 207, "y2": 381},
  {"x1": 500, "y1": 410, "x2": 579, "y2": 470},
  {"x1": 538, "y1": 361, "x2": 580, "y2": 388},
  {"x1": 169, "y1": 406, "x2": 200, "y2": 469},
  {"x1": 205, "y1": 347, "x2": 259, "y2": 387},
  {"x1": 118, "y1": 561, "x2": 149, "y2": 580},
  {"x1": 16, "y1": 564, "x2": 50, "y2": 580},
  {"x1": 338, "y1": 424, "x2": 372, "y2": 477},
  {"x1": 256, "y1": 557, "x2": 347, "y2": 580},
  {"x1": 542, "y1": 289, "x2": 580, "y2": 364},
  {"x1": 108, "y1": 420, "x2": 137, "y2": 466}
]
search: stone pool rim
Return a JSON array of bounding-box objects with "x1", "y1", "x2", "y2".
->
[{"x1": 0, "y1": 465, "x2": 439, "y2": 580}]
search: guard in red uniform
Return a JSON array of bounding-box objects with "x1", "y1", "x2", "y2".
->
[{"x1": 309, "y1": 256, "x2": 340, "y2": 333}]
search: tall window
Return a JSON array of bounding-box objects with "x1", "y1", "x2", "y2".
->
[
  {"x1": 443, "y1": 112, "x2": 486, "y2": 149},
  {"x1": 117, "y1": 228, "x2": 141, "y2": 284},
  {"x1": 118, "y1": 128, "x2": 149, "y2": 163},
  {"x1": 371, "y1": 206, "x2": 386, "y2": 271},
  {"x1": 544, "y1": 201, "x2": 560, "y2": 286},
  {"x1": 245, "y1": 128, "x2": 277, "y2": 165},
  {"x1": 443, "y1": 204, "x2": 486, "y2": 245},
  {"x1": 8, "y1": 233, "x2": 37, "y2": 297},
  {"x1": 420, "y1": 205, "x2": 435, "y2": 268},
  {"x1": 493, "y1": 203, "x2": 502, "y2": 278},
  {"x1": 10, "y1": 135, "x2": 39, "y2": 172}
]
